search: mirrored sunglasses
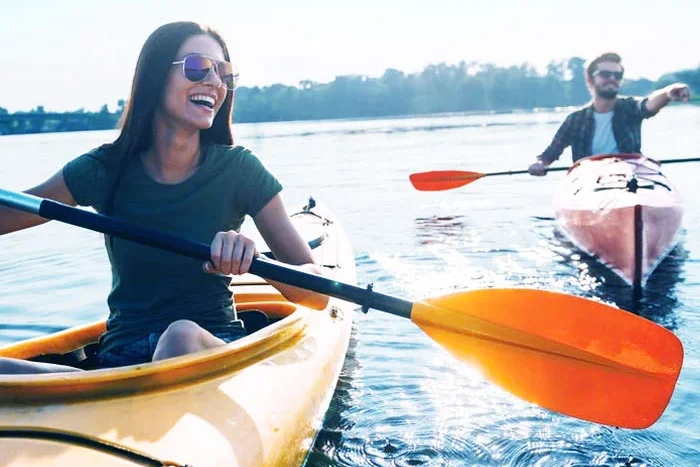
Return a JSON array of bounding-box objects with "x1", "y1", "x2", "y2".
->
[{"x1": 171, "y1": 54, "x2": 239, "y2": 90}]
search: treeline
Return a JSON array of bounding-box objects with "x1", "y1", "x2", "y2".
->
[
  {"x1": 233, "y1": 58, "x2": 654, "y2": 121},
  {"x1": 0, "y1": 103, "x2": 124, "y2": 135},
  {"x1": 2, "y1": 58, "x2": 698, "y2": 135}
]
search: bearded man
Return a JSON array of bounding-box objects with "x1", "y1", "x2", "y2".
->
[{"x1": 528, "y1": 52, "x2": 691, "y2": 176}]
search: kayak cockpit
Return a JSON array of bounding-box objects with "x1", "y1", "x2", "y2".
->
[
  {"x1": 24, "y1": 300, "x2": 294, "y2": 370},
  {"x1": 0, "y1": 296, "x2": 310, "y2": 403}
]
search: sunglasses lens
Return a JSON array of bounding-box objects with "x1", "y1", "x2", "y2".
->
[
  {"x1": 216, "y1": 61, "x2": 238, "y2": 90},
  {"x1": 597, "y1": 70, "x2": 623, "y2": 80},
  {"x1": 183, "y1": 55, "x2": 212, "y2": 82},
  {"x1": 179, "y1": 55, "x2": 238, "y2": 89}
]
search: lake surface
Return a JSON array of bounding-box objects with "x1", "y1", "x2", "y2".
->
[{"x1": 1, "y1": 106, "x2": 699, "y2": 466}]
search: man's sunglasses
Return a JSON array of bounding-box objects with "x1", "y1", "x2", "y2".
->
[
  {"x1": 171, "y1": 54, "x2": 239, "y2": 90},
  {"x1": 593, "y1": 70, "x2": 624, "y2": 80}
]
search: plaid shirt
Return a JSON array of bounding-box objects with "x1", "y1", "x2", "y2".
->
[{"x1": 538, "y1": 96, "x2": 658, "y2": 164}]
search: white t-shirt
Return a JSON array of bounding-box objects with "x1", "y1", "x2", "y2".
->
[{"x1": 592, "y1": 111, "x2": 619, "y2": 155}]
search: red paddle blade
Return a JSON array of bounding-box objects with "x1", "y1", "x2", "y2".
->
[{"x1": 409, "y1": 171, "x2": 485, "y2": 191}]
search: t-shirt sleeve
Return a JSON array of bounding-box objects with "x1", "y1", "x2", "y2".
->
[
  {"x1": 234, "y1": 148, "x2": 283, "y2": 217},
  {"x1": 62, "y1": 149, "x2": 111, "y2": 208}
]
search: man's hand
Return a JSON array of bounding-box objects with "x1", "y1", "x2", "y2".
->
[
  {"x1": 666, "y1": 83, "x2": 691, "y2": 102},
  {"x1": 528, "y1": 160, "x2": 549, "y2": 176}
]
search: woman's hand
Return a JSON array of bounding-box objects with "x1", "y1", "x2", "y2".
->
[{"x1": 205, "y1": 230, "x2": 258, "y2": 275}]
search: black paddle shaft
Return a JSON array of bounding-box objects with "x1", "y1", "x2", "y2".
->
[
  {"x1": 488, "y1": 157, "x2": 700, "y2": 177},
  {"x1": 487, "y1": 167, "x2": 567, "y2": 177},
  {"x1": 34, "y1": 197, "x2": 414, "y2": 319}
]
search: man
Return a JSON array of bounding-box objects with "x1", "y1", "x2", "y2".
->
[{"x1": 528, "y1": 52, "x2": 691, "y2": 176}]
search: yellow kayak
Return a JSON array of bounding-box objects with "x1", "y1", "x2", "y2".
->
[{"x1": 0, "y1": 199, "x2": 356, "y2": 467}]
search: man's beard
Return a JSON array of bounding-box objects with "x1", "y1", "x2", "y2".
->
[{"x1": 595, "y1": 85, "x2": 619, "y2": 100}]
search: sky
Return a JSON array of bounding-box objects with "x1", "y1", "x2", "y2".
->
[{"x1": 1, "y1": 0, "x2": 698, "y2": 112}]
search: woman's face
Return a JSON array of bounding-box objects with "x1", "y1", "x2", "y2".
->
[{"x1": 160, "y1": 34, "x2": 230, "y2": 131}]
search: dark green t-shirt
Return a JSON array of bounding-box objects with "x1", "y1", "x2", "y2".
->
[{"x1": 62, "y1": 144, "x2": 282, "y2": 353}]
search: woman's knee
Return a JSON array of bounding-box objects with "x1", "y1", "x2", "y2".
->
[
  {"x1": 160, "y1": 319, "x2": 203, "y2": 342},
  {"x1": 153, "y1": 320, "x2": 210, "y2": 360}
]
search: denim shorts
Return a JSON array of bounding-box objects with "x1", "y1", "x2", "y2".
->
[{"x1": 96, "y1": 320, "x2": 247, "y2": 369}]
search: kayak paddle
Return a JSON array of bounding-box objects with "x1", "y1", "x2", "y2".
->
[
  {"x1": 409, "y1": 168, "x2": 567, "y2": 191},
  {"x1": 0, "y1": 188, "x2": 684, "y2": 429},
  {"x1": 409, "y1": 156, "x2": 700, "y2": 191}
]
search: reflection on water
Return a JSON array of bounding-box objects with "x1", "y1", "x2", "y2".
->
[
  {"x1": 305, "y1": 327, "x2": 361, "y2": 467},
  {"x1": 551, "y1": 228, "x2": 685, "y2": 329},
  {"x1": 630, "y1": 246, "x2": 687, "y2": 324},
  {"x1": 245, "y1": 113, "x2": 564, "y2": 141},
  {"x1": 414, "y1": 215, "x2": 469, "y2": 243}
]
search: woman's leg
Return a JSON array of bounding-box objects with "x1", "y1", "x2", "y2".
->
[
  {"x1": 152, "y1": 320, "x2": 226, "y2": 361},
  {"x1": 0, "y1": 357, "x2": 82, "y2": 374}
]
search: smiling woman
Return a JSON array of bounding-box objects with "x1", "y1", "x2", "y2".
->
[{"x1": 0, "y1": 21, "x2": 330, "y2": 373}]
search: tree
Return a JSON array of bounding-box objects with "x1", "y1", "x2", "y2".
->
[{"x1": 567, "y1": 57, "x2": 589, "y2": 104}]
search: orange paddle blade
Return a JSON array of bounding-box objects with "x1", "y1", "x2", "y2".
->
[
  {"x1": 409, "y1": 170, "x2": 485, "y2": 191},
  {"x1": 410, "y1": 288, "x2": 683, "y2": 429}
]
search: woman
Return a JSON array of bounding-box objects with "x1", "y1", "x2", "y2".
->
[{"x1": 0, "y1": 21, "x2": 328, "y2": 373}]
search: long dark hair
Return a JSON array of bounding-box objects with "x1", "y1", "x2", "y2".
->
[{"x1": 104, "y1": 22, "x2": 234, "y2": 213}]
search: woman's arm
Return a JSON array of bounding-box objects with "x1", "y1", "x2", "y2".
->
[
  {"x1": 0, "y1": 170, "x2": 76, "y2": 235},
  {"x1": 253, "y1": 195, "x2": 330, "y2": 310}
]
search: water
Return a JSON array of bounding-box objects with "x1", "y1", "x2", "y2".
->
[{"x1": 1, "y1": 107, "x2": 699, "y2": 466}]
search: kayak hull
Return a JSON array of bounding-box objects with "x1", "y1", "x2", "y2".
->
[
  {"x1": 554, "y1": 154, "x2": 683, "y2": 288},
  {"x1": 0, "y1": 200, "x2": 355, "y2": 467}
]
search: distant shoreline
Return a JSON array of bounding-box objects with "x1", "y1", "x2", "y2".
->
[
  {"x1": 0, "y1": 106, "x2": 572, "y2": 137},
  {"x1": 2, "y1": 102, "x2": 698, "y2": 138}
]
